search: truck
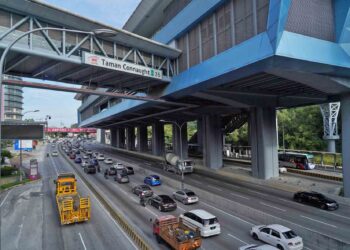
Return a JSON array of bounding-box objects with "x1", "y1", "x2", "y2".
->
[
  {"x1": 164, "y1": 153, "x2": 194, "y2": 174},
  {"x1": 54, "y1": 173, "x2": 90, "y2": 225},
  {"x1": 153, "y1": 215, "x2": 202, "y2": 250}
]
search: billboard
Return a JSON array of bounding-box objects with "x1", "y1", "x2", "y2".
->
[
  {"x1": 14, "y1": 140, "x2": 33, "y2": 151},
  {"x1": 45, "y1": 128, "x2": 96, "y2": 133},
  {"x1": 2, "y1": 124, "x2": 44, "y2": 139}
]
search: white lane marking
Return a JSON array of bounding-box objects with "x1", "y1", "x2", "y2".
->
[
  {"x1": 259, "y1": 202, "x2": 286, "y2": 212},
  {"x1": 278, "y1": 198, "x2": 350, "y2": 221},
  {"x1": 207, "y1": 185, "x2": 222, "y2": 191},
  {"x1": 248, "y1": 190, "x2": 268, "y2": 196},
  {"x1": 227, "y1": 233, "x2": 248, "y2": 245},
  {"x1": 49, "y1": 155, "x2": 59, "y2": 176},
  {"x1": 230, "y1": 192, "x2": 250, "y2": 200},
  {"x1": 304, "y1": 247, "x2": 312, "y2": 250},
  {"x1": 78, "y1": 232, "x2": 87, "y2": 250},
  {"x1": 200, "y1": 202, "x2": 254, "y2": 226},
  {"x1": 300, "y1": 215, "x2": 337, "y2": 228},
  {"x1": 0, "y1": 189, "x2": 12, "y2": 207},
  {"x1": 191, "y1": 179, "x2": 202, "y2": 185}
]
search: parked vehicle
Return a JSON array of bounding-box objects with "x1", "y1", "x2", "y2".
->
[
  {"x1": 164, "y1": 153, "x2": 194, "y2": 174},
  {"x1": 149, "y1": 195, "x2": 177, "y2": 212},
  {"x1": 74, "y1": 157, "x2": 82, "y2": 164},
  {"x1": 97, "y1": 154, "x2": 105, "y2": 161},
  {"x1": 180, "y1": 209, "x2": 220, "y2": 237},
  {"x1": 278, "y1": 152, "x2": 315, "y2": 170},
  {"x1": 132, "y1": 184, "x2": 153, "y2": 197},
  {"x1": 293, "y1": 191, "x2": 339, "y2": 210},
  {"x1": 239, "y1": 244, "x2": 279, "y2": 250},
  {"x1": 54, "y1": 173, "x2": 90, "y2": 225},
  {"x1": 106, "y1": 167, "x2": 117, "y2": 176},
  {"x1": 104, "y1": 158, "x2": 113, "y2": 164},
  {"x1": 250, "y1": 224, "x2": 303, "y2": 250},
  {"x1": 114, "y1": 171, "x2": 129, "y2": 183},
  {"x1": 51, "y1": 151, "x2": 58, "y2": 157},
  {"x1": 173, "y1": 189, "x2": 199, "y2": 204},
  {"x1": 153, "y1": 215, "x2": 202, "y2": 250},
  {"x1": 84, "y1": 164, "x2": 96, "y2": 174},
  {"x1": 144, "y1": 175, "x2": 161, "y2": 186},
  {"x1": 125, "y1": 166, "x2": 134, "y2": 175}
]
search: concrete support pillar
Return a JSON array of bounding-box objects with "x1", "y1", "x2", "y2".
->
[
  {"x1": 197, "y1": 119, "x2": 203, "y2": 153},
  {"x1": 152, "y1": 122, "x2": 165, "y2": 156},
  {"x1": 137, "y1": 125, "x2": 148, "y2": 152},
  {"x1": 249, "y1": 107, "x2": 279, "y2": 179},
  {"x1": 202, "y1": 115, "x2": 223, "y2": 169},
  {"x1": 126, "y1": 127, "x2": 135, "y2": 151},
  {"x1": 110, "y1": 128, "x2": 117, "y2": 147},
  {"x1": 100, "y1": 129, "x2": 106, "y2": 144},
  {"x1": 341, "y1": 95, "x2": 350, "y2": 197},
  {"x1": 172, "y1": 123, "x2": 188, "y2": 159},
  {"x1": 327, "y1": 140, "x2": 336, "y2": 153},
  {"x1": 117, "y1": 128, "x2": 125, "y2": 148}
]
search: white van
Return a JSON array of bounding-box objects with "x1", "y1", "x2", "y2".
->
[{"x1": 180, "y1": 209, "x2": 220, "y2": 237}]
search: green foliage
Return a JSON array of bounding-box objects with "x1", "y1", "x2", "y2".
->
[
  {"x1": 278, "y1": 105, "x2": 327, "y2": 151},
  {"x1": 0, "y1": 166, "x2": 16, "y2": 177},
  {"x1": 226, "y1": 124, "x2": 249, "y2": 145},
  {"x1": 1, "y1": 149, "x2": 12, "y2": 164}
]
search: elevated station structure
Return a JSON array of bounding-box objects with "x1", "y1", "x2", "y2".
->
[
  {"x1": 1, "y1": 0, "x2": 350, "y2": 197},
  {"x1": 78, "y1": 0, "x2": 350, "y2": 197}
]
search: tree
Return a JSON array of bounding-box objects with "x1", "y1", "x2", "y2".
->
[{"x1": 1, "y1": 149, "x2": 12, "y2": 164}]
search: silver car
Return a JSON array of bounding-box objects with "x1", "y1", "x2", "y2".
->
[{"x1": 172, "y1": 189, "x2": 198, "y2": 204}]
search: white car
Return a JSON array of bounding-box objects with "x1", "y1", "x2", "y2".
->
[
  {"x1": 97, "y1": 154, "x2": 105, "y2": 161},
  {"x1": 180, "y1": 209, "x2": 220, "y2": 237},
  {"x1": 113, "y1": 162, "x2": 124, "y2": 170},
  {"x1": 250, "y1": 224, "x2": 303, "y2": 250},
  {"x1": 86, "y1": 150, "x2": 93, "y2": 155},
  {"x1": 239, "y1": 244, "x2": 279, "y2": 250},
  {"x1": 81, "y1": 160, "x2": 89, "y2": 167},
  {"x1": 172, "y1": 189, "x2": 199, "y2": 204},
  {"x1": 82, "y1": 154, "x2": 89, "y2": 159},
  {"x1": 279, "y1": 167, "x2": 287, "y2": 173},
  {"x1": 104, "y1": 158, "x2": 113, "y2": 164},
  {"x1": 51, "y1": 151, "x2": 58, "y2": 156}
]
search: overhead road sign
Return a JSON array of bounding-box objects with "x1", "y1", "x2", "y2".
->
[
  {"x1": 45, "y1": 128, "x2": 97, "y2": 133},
  {"x1": 82, "y1": 52, "x2": 163, "y2": 80},
  {"x1": 1, "y1": 121, "x2": 44, "y2": 139}
]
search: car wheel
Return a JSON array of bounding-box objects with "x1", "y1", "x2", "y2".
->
[
  {"x1": 277, "y1": 244, "x2": 284, "y2": 250},
  {"x1": 155, "y1": 234, "x2": 162, "y2": 244},
  {"x1": 252, "y1": 233, "x2": 259, "y2": 240},
  {"x1": 297, "y1": 198, "x2": 302, "y2": 203}
]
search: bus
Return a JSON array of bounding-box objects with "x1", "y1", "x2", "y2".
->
[{"x1": 278, "y1": 152, "x2": 315, "y2": 170}]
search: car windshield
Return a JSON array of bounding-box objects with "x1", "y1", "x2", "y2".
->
[
  {"x1": 186, "y1": 191, "x2": 196, "y2": 197},
  {"x1": 160, "y1": 196, "x2": 173, "y2": 202},
  {"x1": 283, "y1": 230, "x2": 297, "y2": 239},
  {"x1": 141, "y1": 185, "x2": 151, "y2": 190},
  {"x1": 152, "y1": 176, "x2": 159, "y2": 180},
  {"x1": 203, "y1": 217, "x2": 218, "y2": 226}
]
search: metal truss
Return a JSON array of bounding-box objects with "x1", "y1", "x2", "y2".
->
[
  {"x1": 320, "y1": 102, "x2": 340, "y2": 140},
  {"x1": 0, "y1": 12, "x2": 178, "y2": 79}
]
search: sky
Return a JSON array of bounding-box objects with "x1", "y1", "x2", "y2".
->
[{"x1": 23, "y1": 0, "x2": 141, "y2": 127}]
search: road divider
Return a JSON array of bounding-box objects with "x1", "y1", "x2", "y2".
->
[{"x1": 58, "y1": 145, "x2": 152, "y2": 250}]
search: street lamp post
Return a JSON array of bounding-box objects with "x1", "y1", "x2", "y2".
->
[{"x1": 161, "y1": 120, "x2": 186, "y2": 190}]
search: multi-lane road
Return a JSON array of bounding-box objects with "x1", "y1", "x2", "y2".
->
[
  {"x1": 0, "y1": 144, "x2": 136, "y2": 250},
  {"x1": 82, "y1": 142, "x2": 350, "y2": 249},
  {"x1": 2, "y1": 141, "x2": 350, "y2": 250}
]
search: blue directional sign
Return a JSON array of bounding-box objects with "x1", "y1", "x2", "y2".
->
[{"x1": 14, "y1": 140, "x2": 33, "y2": 151}]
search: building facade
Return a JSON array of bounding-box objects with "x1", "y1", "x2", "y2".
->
[{"x1": 3, "y1": 85, "x2": 23, "y2": 121}]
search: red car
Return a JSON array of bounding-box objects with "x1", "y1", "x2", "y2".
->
[{"x1": 69, "y1": 153, "x2": 76, "y2": 159}]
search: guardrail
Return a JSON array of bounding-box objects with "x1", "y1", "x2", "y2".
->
[{"x1": 58, "y1": 145, "x2": 152, "y2": 250}]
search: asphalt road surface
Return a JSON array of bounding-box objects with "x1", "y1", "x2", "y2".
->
[
  {"x1": 82, "y1": 142, "x2": 350, "y2": 249},
  {"x1": 0, "y1": 144, "x2": 136, "y2": 250}
]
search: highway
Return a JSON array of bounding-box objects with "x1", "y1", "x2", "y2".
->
[
  {"x1": 0, "y1": 144, "x2": 136, "y2": 250},
  {"x1": 80, "y1": 142, "x2": 350, "y2": 249}
]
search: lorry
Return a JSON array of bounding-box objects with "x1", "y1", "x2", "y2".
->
[
  {"x1": 54, "y1": 173, "x2": 90, "y2": 225},
  {"x1": 164, "y1": 153, "x2": 194, "y2": 174},
  {"x1": 153, "y1": 215, "x2": 202, "y2": 250}
]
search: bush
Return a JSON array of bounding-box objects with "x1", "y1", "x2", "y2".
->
[{"x1": 1, "y1": 166, "x2": 16, "y2": 176}]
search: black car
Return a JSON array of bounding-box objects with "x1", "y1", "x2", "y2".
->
[
  {"x1": 84, "y1": 164, "x2": 96, "y2": 174},
  {"x1": 149, "y1": 195, "x2": 177, "y2": 212},
  {"x1": 293, "y1": 191, "x2": 339, "y2": 210},
  {"x1": 125, "y1": 166, "x2": 134, "y2": 175},
  {"x1": 132, "y1": 184, "x2": 153, "y2": 198}
]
